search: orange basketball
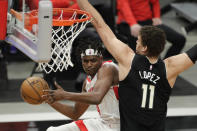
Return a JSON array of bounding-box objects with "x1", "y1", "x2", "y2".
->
[{"x1": 20, "y1": 76, "x2": 50, "y2": 105}]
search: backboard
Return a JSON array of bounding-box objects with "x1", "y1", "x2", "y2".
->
[
  {"x1": 6, "y1": 0, "x2": 52, "y2": 62},
  {"x1": 5, "y1": 0, "x2": 91, "y2": 73}
]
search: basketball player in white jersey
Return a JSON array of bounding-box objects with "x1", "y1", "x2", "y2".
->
[{"x1": 43, "y1": 38, "x2": 120, "y2": 131}]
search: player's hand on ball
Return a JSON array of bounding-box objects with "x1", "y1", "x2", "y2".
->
[
  {"x1": 44, "y1": 96, "x2": 55, "y2": 104},
  {"x1": 42, "y1": 81, "x2": 65, "y2": 102}
]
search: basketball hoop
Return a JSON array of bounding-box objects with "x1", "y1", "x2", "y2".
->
[{"x1": 10, "y1": 8, "x2": 91, "y2": 74}]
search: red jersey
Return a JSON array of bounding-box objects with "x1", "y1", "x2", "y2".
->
[
  {"x1": 19, "y1": 0, "x2": 79, "y2": 10},
  {"x1": 117, "y1": 0, "x2": 160, "y2": 26}
]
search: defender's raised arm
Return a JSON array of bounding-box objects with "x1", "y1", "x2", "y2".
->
[{"x1": 77, "y1": 0, "x2": 134, "y2": 68}]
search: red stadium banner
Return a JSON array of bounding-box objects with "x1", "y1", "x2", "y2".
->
[{"x1": 0, "y1": 0, "x2": 8, "y2": 40}]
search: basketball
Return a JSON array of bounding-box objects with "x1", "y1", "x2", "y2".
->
[{"x1": 20, "y1": 76, "x2": 50, "y2": 105}]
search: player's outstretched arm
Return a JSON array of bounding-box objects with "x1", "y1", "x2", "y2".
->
[
  {"x1": 165, "y1": 44, "x2": 197, "y2": 87},
  {"x1": 64, "y1": 64, "x2": 117, "y2": 104},
  {"x1": 77, "y1": 0, "x2": 134, "y2": 66},
  {"x1": 44, "y1": 64, "x2": 118, "y2": 104},
  {"x1": 43, "y1": 82, "x2": 89, "y2": 120}
]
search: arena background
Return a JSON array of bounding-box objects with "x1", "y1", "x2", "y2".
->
[{"x1": 0, "y1": 0, "x2": 197, "y2": 130}]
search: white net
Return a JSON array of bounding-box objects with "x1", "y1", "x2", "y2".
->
[{"x1": 38, "y1": 10, "x2": 90, "y2": 74}]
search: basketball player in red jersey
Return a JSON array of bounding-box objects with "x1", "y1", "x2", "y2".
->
[
  {"x1": 75, "y1": 0, "x2": 197, "y2": 131},
  {"x1": 43, "y1": 38, "x2": 120, "y2": 131}
]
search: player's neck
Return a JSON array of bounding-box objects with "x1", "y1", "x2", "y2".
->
[
  {"x1": 88, "y1": 73, "x2": 96, "y2": 80},
  {"x1": 146, "y1": 56, "x2": 159, "y2": 64}
]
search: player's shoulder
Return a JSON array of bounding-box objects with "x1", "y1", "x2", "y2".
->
[
  {"x1": 102, "y1": 60, "x2": 118, "y2": 69},
  {"x1": 131, "y1": 54, "x2": 146, "y2": 65},
  {"x1": 97, "y1": 60, "x2": 118, "y2": 74},
  {"x1": 97, "y1": 60, "x2": 119, "y2": 83}
]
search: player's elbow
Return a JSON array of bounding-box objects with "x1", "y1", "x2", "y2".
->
[
  {"x1": 71, "y1": 116, "x2": 80, "y2": 121},
  {"x1": 70, "y1": 113, "x2": 81, "y2": 121},
  {"x1": 92, "y1": 94, "x2": 103, "y2": 105},
  {"x1": 62, "y1": 110, "x2": 81, "y2": 121},
  {"x1": 92, "y1": 99, "x2": 102, "y2": 105}
]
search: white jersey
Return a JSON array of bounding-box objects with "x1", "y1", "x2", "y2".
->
[
  {"x1": 85, "y1": 61, "x2": 120, "y2": 125},
  {"x1": 47, "y1": 61, "x2": 120, "y2": 131}
]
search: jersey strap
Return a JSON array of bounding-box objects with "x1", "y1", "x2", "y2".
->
[
  {"x1": 86, "y1": 76, "x2": 91, "y2": 82},
  {"x1": 113, "y1": 86, "x2": 119, "y2": 100},
  {"x1": 75, "y1": 120, "x2": 88, "y2": 131},
  {"x1": 102, "y1": 60, "x2": 113, "y2": 65},
  {"x1": 96, "y1": 105, "x2": 101, "y2": 115}
]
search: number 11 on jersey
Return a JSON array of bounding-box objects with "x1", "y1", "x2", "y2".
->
[{"x1": 141, "y1": 84, "x2": 155, "y2": 109}]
